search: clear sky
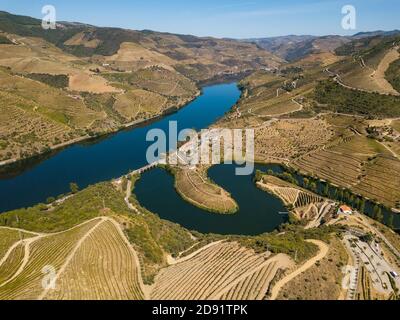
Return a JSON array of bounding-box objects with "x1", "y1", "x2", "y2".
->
[{"x1": 1, "y1": 0, "x2": 399, "y2": 38}]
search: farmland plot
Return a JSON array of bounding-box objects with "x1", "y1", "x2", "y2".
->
[
  {"x1": 174, "y1": 168, "x2": 238, "y2": 214},
  {"x1": 0, "y1": 217, "x2": 145, "y2": 300},
  {"x1": 151, "y1": 241, "x2": 292, "y2": 300},
  {"x1": 44, "y1": 219, "x2": 144, "y2": 300}
]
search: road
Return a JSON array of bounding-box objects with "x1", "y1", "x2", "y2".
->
[{"x1": 269, "y1": 239, "x2": 329, "y2": 300}]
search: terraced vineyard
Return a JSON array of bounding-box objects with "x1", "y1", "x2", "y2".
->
[
  {"x1": 44, "y1": 219, "x2": 144, "y2": 300},
  {"x1": 353, "y1": 155, "x2": 400, "y2": 207},
  {"x1": 151, "y1": 242, "x2": 292, "y2": 300},
  {"x1": 103, "y1": 67, "x2": 198, "y2": 98},
  {"x1": 218, "y1": 255, "x2": 293, "y2": 300},
  {"x1": 0, "y1": 91, "x2": 75, "y2": 161},
  {"x1": 113, "y1": 89, "x2": 167, "y2": 121},
  {"x1": 174, "y1": 168, "x2": 238, "y2": 214},
  {"x1": 292, "y1": 136, "x2": 383, "y2": 188},
  {"x1": 253, "y1": 119, "x2": 334, "y2": 162},
  {"x1": 257, "y1": 175, "x2": 329, "y2": 224},
  {"x1": 0, "y1": 228, "x2": 31, "y2": 259},
  {"x1": 0, "y1": 218, "x2": 145, "y2": 300},
  {"x1": 292, "y1": 133, "x2": 400, "y2": 207}
]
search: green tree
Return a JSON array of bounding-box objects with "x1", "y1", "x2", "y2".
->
[
  {"x1": 331, "y1": 188, "x2": 338, "y2": 200},
  {"x1": 46, "y1": 197, "x2": 55, "y2": 204},
  {"x1": 254, "y1": 170, "x2": 263, "y2": 182},
  {"x1": 387, "y1": 215, "x2": 394, "y2": 229},
  {"x1": 323, "y1": 183, "x2": 330, "y2": 197},
  {"x1": 354, "y1": 197, "x2": 361, "y2": 210},
  {"x1": 310, "y1": 182, "x2": 317, "y2": 192},
  {"x1": 338, "y1": 189, "x2": 344, "y2": 202},
  {"x1": 69, "y1": 182, "x2": 79, "y2": 194},
  {"x1": 373, "y1": 205, "x2": 384, "y2": 222},
  {"x1": 359, "y1": 199, "x2": 366, "y2": 214}
]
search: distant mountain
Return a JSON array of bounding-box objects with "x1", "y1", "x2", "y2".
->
[
  {"x1": 0, "y1": 10, "x2": 283, "y2": 82},
  {"x1": 243, "y1": 35, "x2": 349, "y2": 62},
  {"x1": 244, "y1": 30, "x2": 400, "y2": 62},
  {"x1": 352, "y1": 30, "x2": 400, "y2": 39}
]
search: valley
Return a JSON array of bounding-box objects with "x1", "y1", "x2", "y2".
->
[{"x1": 0, "y1": 8, "x2": 400, "y2": 302}]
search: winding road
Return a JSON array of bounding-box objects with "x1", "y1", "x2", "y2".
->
[{"x1": 269, "y1": 239, "x2": 329, "y2": 300}]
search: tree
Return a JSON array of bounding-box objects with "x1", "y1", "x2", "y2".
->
[
  {"x1": 323, "y1": 183, "x2": 330, "y2": 197},
  {"x1": 387, "y1": 215, "x2": 394, "y2": 229},
  {"x1": 254, "y1": 170, "x2": 263, "y2": 182},
  {"x1": 359, "y1": 199, "x2": 366, "y2": 214},
  {"x1": 303, "y1": 177, "x2": 310, "y2": 188},
  {"x1": 69, "y1": 182, "x2": 79, "y2": 194},
  {"x1": 310, "y1": 182, "x2": 317, "y2": 192},
  {"x1": 331, "y1": 188, "x2": 338, "y2": 200},
  {"x1": 354, "y1": 197, "x2": 360, "y2": 210},
  {"x1": 373, "y1": 205, "x2": 384, "y2": 223},
  {"x1": 338, "y1": 189, "x2": 344, "y2": 202},
  {"x1": 46, "y1": 197, "x2": 55, "y2": 204}
]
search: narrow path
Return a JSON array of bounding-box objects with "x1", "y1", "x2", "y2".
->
[
  {"x1": 0, "y1": 226, "x2": 42, "y2": 237},
  {"x1": 108, "y1": 218, "x2": 147, "y2": 299},
  {"x1": 211, "y1": 253, "x2": 292, "y2": 300},
  {"x1": 371, "y1": 47, "x2": 400, "y2": 96},
  {"x1": 269, "y1": 239, "x2": 329, "y2": 300},
  {"x1": 167, "y1": 241, "x2": 224, "y2": 266},
  {"x1": 123, "y1": 179, "x2": 141, "y2": 214},
  {"x1": 376, "y1": 140, "x2": 399, "y2": 159},
  {"x1": 0, "y1": 217, "x2": 106, "y2": 288},
  {"x1": 38, "y1": 218, "x2": 106, "y2": 300},
  {"x1": 0, "y1": 236, "x2": 42, "y2": 288}
]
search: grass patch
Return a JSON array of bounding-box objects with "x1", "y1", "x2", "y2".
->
[
  {"x1": 312, "y1": 80, "x2": 400, "y2": 117},
  {"x1": 386, "y1": 58, "x2": 400, "y2": 93},
  {"x1": 0, "y1": 35, "x2": 12, "y2": 44},
  {"x1": 25, "y1": 73, "x2": 69, "y2": 89}
]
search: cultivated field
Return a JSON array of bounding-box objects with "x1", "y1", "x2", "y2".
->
[
  {"x1": 174, "y1": 167, "x2": 238, "y2": 214},
  {"x1": 257, "y1": 175, "x2": 335, "y2": 226},
  {"x1": 151, "y1": 241, "x2": 293, "y2": 300},
  {"x1": 253, "y1": 118, "x2": 334, "y2": 163},
  {"x1": 68, "y1": 72, "x2": 121, "y2": 94},
  {"x1": 44, "y1": 219, "x2": 144, "y2": 300},
  {"x1": 0, "y1": 218, "x2": 145, "y2": 300},
  {"x1": 291, "y1": 130, "x2": 400, "y2": 208},
  {"x1": 352, "y1": 155, "x2": 400, "y2": 208},
  {"x1": 113, "y1": 89, "x2": 167, "y2": 121}
]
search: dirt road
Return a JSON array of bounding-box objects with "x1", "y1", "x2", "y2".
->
[{"x1": 269, "y1": 239, "x2": 329, "y2": 300}]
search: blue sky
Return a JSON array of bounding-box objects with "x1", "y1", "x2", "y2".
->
[{"x1": 1, "y1": 0, "x2": 399, "y2": 38}]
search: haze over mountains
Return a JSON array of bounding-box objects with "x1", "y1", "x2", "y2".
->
[{"x1": 244, "y1": 30, "x2": 400, "y2": 62}]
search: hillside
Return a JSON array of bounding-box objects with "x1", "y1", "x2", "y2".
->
[
  {"x1": 330, "y1": 34, "x2": 400, "y2": 95},
  {"x1": 245, "y1": 35, "x2": 350, "y2": 62},
  {"x1": 245, "y1": 31, "x2": 400, "y2": 63},
  {"x1": 0, "y1": 11, "x2": 283, "y2": 165}
]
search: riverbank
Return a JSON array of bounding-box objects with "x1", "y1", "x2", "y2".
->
[
  {"x1": 0, "y1": 90, "x2": 201, "y2": 170},
  {"x1": 134, "y1": 164, "x2": 288, "y2": 235},
  {"x1": 0, "y1": 83, "x2": 242, "y2": 213}
]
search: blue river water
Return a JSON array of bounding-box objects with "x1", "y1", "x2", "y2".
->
[{"x1": 0, "y1": 83, "x2": 241, "y2": 213}]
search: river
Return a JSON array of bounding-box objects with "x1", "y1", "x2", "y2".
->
[
  {"x1": 134, "y1": 164, "x2": 288, "y2": 235},
  {"x1": 0, "y1": 83, "x2": 240, "y2": 212}
]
